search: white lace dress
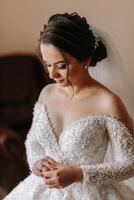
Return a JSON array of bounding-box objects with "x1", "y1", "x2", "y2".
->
[{"x1": 3, "y1": 102, "x2": 134, "y2": 200}]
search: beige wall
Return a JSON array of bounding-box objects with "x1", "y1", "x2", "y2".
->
[
  {"x1": 0, "y1": 0, "x2": 134, "y2": 188},
  {"x1": 0, "y1": 0, "x2": 134, "y2": 74}
]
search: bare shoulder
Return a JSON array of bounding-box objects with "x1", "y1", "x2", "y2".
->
[
  {"x1": 99, "y1": 89, "x2": 127, "y2": 118},
  {"x1": 98, "y1": 88, "x2": 133, "y2": 132},
  {"x1": 38, "y1": 83, "x2": 57, "y2": 104}
]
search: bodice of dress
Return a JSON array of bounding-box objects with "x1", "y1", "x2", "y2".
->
[
  {"x1": 24, "y1": 102, "x2": 134, "y2": 200},
  {"x1": 25, "y1": 102, "x2": 109, "y2": 167}
]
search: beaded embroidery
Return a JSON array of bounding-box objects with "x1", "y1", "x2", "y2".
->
[{"x1": 3, "y1": 102, "x2": 134, "y2": 200}]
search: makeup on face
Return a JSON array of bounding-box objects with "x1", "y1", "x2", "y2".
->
[{"x1": 40, "y1": 44, "x2": 87, "y2": 87}]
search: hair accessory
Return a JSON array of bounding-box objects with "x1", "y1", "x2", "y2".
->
[{"x1": 89, "y1": 27, "x2": 100, "y2": 50}]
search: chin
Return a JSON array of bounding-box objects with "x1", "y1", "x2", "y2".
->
[{"x1": 57, "y1": 81, "x2": 69, "y2": 87}]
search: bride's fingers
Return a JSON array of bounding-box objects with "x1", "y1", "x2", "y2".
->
[
  {"x1": 42, "y1": 159, "x2": 60, "y2": 170},
  {"x1": 35, "y1": 160, "x2": 44, "y2": 171},
  {"x1": 41, "y1": 160, "x2": 56, "y2": 170},
  {"x1": 41, "y1": 165, "x2": 49, "y2": 171},
  {"x1": 44, "y1": 156, "x2": 59, "y2": 164},
  {"x1": 43, "y1": 177, "x2": 62, "y2": 189},
  {"x1": 45, "y1": 178, "x2": 55, "y2": 185}
]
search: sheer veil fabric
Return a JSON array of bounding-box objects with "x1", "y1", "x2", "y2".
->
[
  {"x1": 89, "y1": 29, "x2": 134, "y2": 117},
  {"x1": 89, "y1": 29, "x2": 134, "y2": 188}
]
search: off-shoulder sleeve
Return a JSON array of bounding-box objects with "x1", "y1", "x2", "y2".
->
[
  {"x1": 81, "y1": 116, "x2": 134, "y2": 187},
  {"x1": 25, "y1": 103, "x2": 46, "y2": 172}
]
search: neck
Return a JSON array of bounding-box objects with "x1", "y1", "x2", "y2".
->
[{"x1": 59, "y1": 71, "x2": 96, "y2": 99}]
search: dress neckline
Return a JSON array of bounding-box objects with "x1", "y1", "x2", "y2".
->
[
  {"x1": 36, "y1": 102, "x2": 103, "y2": 144},
  {"x1": 35, "y1": 102, "x2": 133, "y2": 145}
]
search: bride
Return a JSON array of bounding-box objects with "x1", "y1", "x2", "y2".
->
[{"x1": 3, "y1": 12, "x2": 134, "y2": 200}]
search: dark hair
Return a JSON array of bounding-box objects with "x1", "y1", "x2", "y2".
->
[{"x1": 39, "y1": 12, "x2": 107, "y2": 66}]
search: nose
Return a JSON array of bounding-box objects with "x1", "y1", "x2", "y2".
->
[{"x1": 49, "y1": 66, "x2": 59, "y2": 79}]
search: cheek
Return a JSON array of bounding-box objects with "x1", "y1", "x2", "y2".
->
[
  {"x1": 62, "y1": 71, "x2": 68, "y2": 77},
  {"x1": 57, "y1": 69, "x2": 68, "y2": 79},
  {"x1": 68, "y1": 65, "x2": 78, "y2": 78}
]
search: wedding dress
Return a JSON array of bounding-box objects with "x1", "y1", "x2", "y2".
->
[{"x1": 3, "y1": 101, "x2": 134, "y2": 200}]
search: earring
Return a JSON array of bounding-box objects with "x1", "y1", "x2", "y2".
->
[{"x1": 84, "y1": 65, "x2": 89, "y2": 71}]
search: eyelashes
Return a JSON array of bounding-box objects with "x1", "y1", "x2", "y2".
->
[
  {"x1": 58, "y1": 63, "x2": 68, "y2": 69},
  {"x1": 46, "y1": 63, "x2": 68, "y2": 70}
]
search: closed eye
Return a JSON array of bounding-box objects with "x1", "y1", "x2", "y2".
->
[
  {"x1": 42, "y1": 59, "x2": 68, "y2": 70},
  {"x1": 58, "y1": 63, "x2": 68, "y2": 69},
  {"x1": 45, "y1": 63, "x2": 68, "y2": 70}
]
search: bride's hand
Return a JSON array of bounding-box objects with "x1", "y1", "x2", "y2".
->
[
  {"x1": 41, "y1": 156, "x2": 83, "y2": 188},
  {"x1": 32, "y1": 156, "x2": 53, "y2": 176},
  {"x1": 41, "y1": 156, "x2": 60, "y2": 172},
  {"x1": 32, "y1": 159, "x2": 48, "y2": 177}
]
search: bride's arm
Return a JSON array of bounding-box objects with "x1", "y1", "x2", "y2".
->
[
  {"x1": 25, "y1": 85, "x2": 52, "y2": 173},
  {"x1": 80, "y1": 94, "x2": 134, "y2": 186},
  {"x1": 25, "y1": 103, "x2": 46, "y2": 173}
]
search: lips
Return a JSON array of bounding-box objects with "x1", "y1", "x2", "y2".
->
[{"x1": 55, "y1": 80, "x2": 64, "y2": 83}]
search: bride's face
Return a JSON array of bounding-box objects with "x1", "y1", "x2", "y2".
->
[{"x1": 40, "y1": 43, "x2": 87, "y2": 87}]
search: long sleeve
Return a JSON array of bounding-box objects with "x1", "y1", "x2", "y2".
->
[
  {"x1": 25, "y1": 103, "x2": 46, "y2": 172},
  {"x1": 81, "y1": 116, "x2": 134, "y2": 187}
]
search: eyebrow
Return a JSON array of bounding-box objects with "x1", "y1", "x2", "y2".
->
[{"x1": 43, "y1": 59, "x2": 66, "y2": 65}]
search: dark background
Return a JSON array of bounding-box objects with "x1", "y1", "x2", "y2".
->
[{"x1": 0, "y1": 53, "x2": 53, "y2": 195}]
